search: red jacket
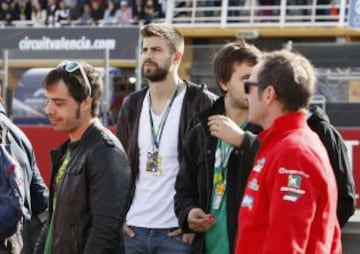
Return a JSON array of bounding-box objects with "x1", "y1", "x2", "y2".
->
[{"x1": 235, "y1": 112, "x2": 342, "y2": 254}]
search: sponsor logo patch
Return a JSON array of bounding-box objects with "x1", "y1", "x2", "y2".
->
[
  {"x1": 280, "y1": 186, "x2": 305, "y2": 194},
  {"x1": 241, "y1": 194, "x2": 254, "y2": 209},
  {"x1": 280, "y1": 173, "x2": 305, "y2": 202},
  {"x1": 253, "y1": 158, "x2": 265, "y2": 173},
  {"x1": 288, "y1": 174, "x2": 302, "y2": 188},
  {"x1": 248, "y1": 178, "x2": 259, "y2": 191},
  {"x1": 283, "y1": 192, "x2": 300, "y2": 202}
]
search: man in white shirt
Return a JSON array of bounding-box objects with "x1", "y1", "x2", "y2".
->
[{"x1": 116, "y1": 22, "x2": 217, "y2": 254}]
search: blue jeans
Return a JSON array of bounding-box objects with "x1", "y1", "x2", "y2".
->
[{"x1": 124, "y1": 226, "x2": 191, "y2": 254}]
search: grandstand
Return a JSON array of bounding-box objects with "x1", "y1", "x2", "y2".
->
[{"x1": 1, "y1": 1, "x2": 359, "y2": 39}]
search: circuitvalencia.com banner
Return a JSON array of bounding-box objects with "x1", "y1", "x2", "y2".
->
[
  {"x1": 1, "y1": 27, "x2": 138, "y2": 60},
  {"x1": 19, "y1": 36, "x2": 116, "y2": 51}
]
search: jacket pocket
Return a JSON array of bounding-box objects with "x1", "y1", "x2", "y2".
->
[
  {"x1": 61, "y1": 167, "x2": 86, "y2": 203},
  {"x1": 67, "y1": 166, "x2": 83, "y2": 175}
]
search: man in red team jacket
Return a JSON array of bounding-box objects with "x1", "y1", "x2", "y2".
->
[{"x1": 233, "y1": 50, "x2": 342, "y2": 253}]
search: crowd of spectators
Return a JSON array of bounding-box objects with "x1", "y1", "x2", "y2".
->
[
  {"x1": 0, "y1": 0, "x2": 338, "y2": 27},
  {"x1": 0, "y1": 0, "x2": 166, "y2": 26}
]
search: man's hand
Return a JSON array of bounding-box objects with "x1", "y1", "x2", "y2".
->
[
  {"x1": 208, "y1": 115, "x2": 245, "y2": 146},
  {"x1": 187, "y1": 208, "x2": 215, "y2": 232},
  {"x1": 123, "y1": 223, "x2": 135, "y2": 237},
  {"x1": 168, "y1": 228, "x2": 195, "y2": 244}
]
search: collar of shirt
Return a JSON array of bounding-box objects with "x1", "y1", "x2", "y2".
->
[{"x1": 258, "y1": 112, "x2": 307, "y2": 143}]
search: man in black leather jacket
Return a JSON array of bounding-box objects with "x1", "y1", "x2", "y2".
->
[
  {"x1": 0, "y1": 100, "x2": 49, "y2": 254},
  {"x1": 174, "y1": 41, "x2": 262, "y2": 254},
  {"x1": 35, "y1": 61, "x2": 130, "y2": 254}
]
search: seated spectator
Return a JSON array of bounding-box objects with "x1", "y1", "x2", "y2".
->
[
  {"x1": 9, "y1": 0, "x2": 21, "y2": 21},
  {"x1": 55, "y1": 1, "x2": 70, "y2": 26},
  {"x1": 17, "y1": 0, "x2": 33, "y2": 21},
  {"x1": 115, "y1": 0, "x2": 133, "y2": 25},
  {"x1": 131, "y1": 0, "x2": 144, "y2": 23},
  {"x1": 77, "y1": 3, "x2": 94, "y2": 25},
  {"x1": 68, "y1": 0, "x2": 82, "y2": 21},
  {"x1": 143, "y1": 0, "x2": 156, "y2": 24},
  {"x1": 45, "y1": 0, "x2": 57, "y2": 26},
  {"x1": 77, "y1": 0, "x2": 88, "y2": 9},
  {"x1": 103, "y1": 0, "x2": 118, "y2": 25},
  {"x1": 32, "y1": 3, "x2": 46, "y2": 26},
  {"x1": 0, "y1": 2, "x2": 14, "y2": 26},
  {"x1": 90, "y1": 0, "x2": 105, "y2": 25}
]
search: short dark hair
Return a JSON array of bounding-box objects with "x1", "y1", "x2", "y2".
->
[
  {"x1": 212, "y1": 40, "x2": 261, "y2": 94},
  {"x1": 258, "y1": 50, "x2": 316, "y2": 112},
  {"x1": 140, "y1": 22, "x2": 184, "y2": 54},
  {"x1": 43, "y1": 62, "x2": 103, "y2": 116}
]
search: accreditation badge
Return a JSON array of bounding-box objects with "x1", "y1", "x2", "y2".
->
[
  {"x1": 146, "y1": 148, "x2": 162, "y2": 175},
  {"x1": 212, "y1": 182, "x2": 225, "y2": 209}
]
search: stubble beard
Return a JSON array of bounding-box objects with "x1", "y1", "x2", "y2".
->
[
  {"x1": 239, "y1": 99, "x2": 249, "y2": 110},
  {"x1": 230, "y1": 94, "x2": 249, "y2": 110}
]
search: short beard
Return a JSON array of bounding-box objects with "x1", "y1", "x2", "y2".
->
[{"x1": 142, "y1": 67, "x2": 168, "y2": 82}]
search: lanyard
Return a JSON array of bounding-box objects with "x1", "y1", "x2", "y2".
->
[
  {"x1": 148, "y1": 84, "x2": 179, "y2": 149},
  {"x1": 211, "y1": 139, "x2": 233, "y2": 210},
  {"x1": 221, "y1": 139, "x2": 233, "y2": 170},
  {"x1": 219, "y1": 122, "x2": 245, "y2": 179}
]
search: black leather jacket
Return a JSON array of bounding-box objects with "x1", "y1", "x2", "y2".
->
[
  {"x1": 307, "y1": 105, "x2": 356, "y2": 227},
  {"x1": 36, "y1": 119, "x2": 130, "y2": 254},
  {"x1": 116, "y1": 81, "x2": 217, "y2": 212},
  {"x1": 174, "y1": 97, "x2": 261, "y2": 254}
]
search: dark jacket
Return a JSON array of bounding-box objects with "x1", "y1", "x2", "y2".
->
[
  {"x1": 0, "y1": 105, "x2": 48, "y2": 219},
  {"x1": 0, "y1": 105, "x2": 49, "y2": 254},
  {"x1": 116, "y1": 81, "x2": 217, "y2": 212},
  {"x1": 36, "y1": 119, "x2": 130, "y2": 254},
  {"x1": 174, "y1": 97, "x2": 262, "y2": 254},
  {"x1": 307, "y1": 105, "x2": 356, "y2": 227}
]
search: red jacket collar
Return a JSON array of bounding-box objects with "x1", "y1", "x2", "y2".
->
[{"x1": 258, "y1": 112, "x2": 307, "y2": 141}]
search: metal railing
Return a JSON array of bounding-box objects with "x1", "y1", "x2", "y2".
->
[{"x1": 166, "y1": 0, "x2": 350, "y2": 28}]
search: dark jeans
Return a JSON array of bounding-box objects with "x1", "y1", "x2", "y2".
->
[{"x1": 124, "y1": 226, "x2": 191, "y2": 254}]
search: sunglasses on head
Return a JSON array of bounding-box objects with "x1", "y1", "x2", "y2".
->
[
  {"x1": 244, "y1": 80, "x2": 269, "y2": 94},
  {"x1": 58, "y1": 61, "x2": 92, "y2": 97}
]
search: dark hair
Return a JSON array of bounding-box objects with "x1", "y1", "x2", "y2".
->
[
  {"x1": 212, "y1": 40, "x2": 261, "y2": 94},
  {"x1": 258, "y1": 50, "x2": 316, "y2": 112},
  {"x1": 140, "y1": 22, "x2": 184, "y2": 54},
  {"x1": 43, "y1": 62, "x2": 103, "y2": 116}
]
